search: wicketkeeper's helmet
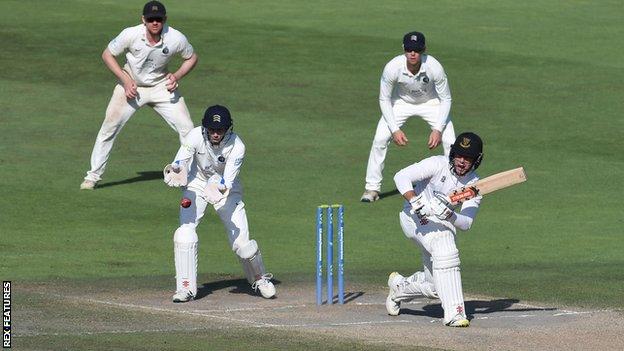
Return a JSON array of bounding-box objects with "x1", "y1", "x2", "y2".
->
[
  {"x1": 202, "y1": 105, "x2": 232, "y2": 130},
  {"x1": 449, "y1": 132, "x2": 483, "y2": 171}
]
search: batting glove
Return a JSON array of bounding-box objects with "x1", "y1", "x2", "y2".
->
[{"x1": 430, "y1": 191, "x2": 454, "y2": 220}]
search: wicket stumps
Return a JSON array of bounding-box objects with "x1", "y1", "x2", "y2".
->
[{"x1": 316, "y1": 204, "x2": 344, "y2": 305}]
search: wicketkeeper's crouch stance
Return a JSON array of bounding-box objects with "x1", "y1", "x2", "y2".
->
[
  {"x1": 387, "y1": 132, "x2": 483, "y2": 327},
  {"x1": 163, "y1": 104, "x2": 276, "y2": 303}
]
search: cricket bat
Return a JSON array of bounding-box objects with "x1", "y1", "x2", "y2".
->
[{"x1": 447, "y1": 167, "x2": 527, "y2": 205}]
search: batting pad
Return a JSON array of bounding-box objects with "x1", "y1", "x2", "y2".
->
[
  {"x1": 174, "y1": 227, "x2": 198, "y2": 296},
  {"x1": 236, "y1": 240, "x2": 266, "y2": 284},
  {"x1": 431, "y1": 232, "x2": 466, "y2": 323}
]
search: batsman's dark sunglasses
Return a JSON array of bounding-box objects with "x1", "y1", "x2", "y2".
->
[{"x1": 145, "y1": 17, "x2": 164, "y2": 23}]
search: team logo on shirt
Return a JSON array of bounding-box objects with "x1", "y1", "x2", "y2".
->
[
  {"x1": 460, "y1": 137, "x2": 471, "y2": 148},
  {"x1": 415, "y1": 72, "x2": 429, "y2": 83},
  {"x1": 162, "y1": 47, "x2": 169, "y2": 54}
]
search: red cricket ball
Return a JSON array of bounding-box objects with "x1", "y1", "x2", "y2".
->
[{"x1": 180, "y1": 197, "x2": 192, "y2": 208}]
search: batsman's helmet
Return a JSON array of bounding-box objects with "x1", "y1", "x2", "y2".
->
[
  {"x1": 202, "y1": 105, "x2": 233, "y2": 144},
  {"x1": 449, "y1": 132, "x2": 483, "y2": 171}
]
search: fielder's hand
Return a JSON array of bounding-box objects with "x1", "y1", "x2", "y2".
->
[
  {"x1": 392, "y1": 130, "x2": 408, "y2": 146},
  {"x1": 428, "y1": 130, "x2": 442, "y2": 150},
  {"x1": 163, "y1": 161, "x2": 188, "y2": 187},
  {"x1": 430, "y1": 191, "x2": 454, "y2": 220},
  {"x1": 121, "y1": 72, "x2": 138, "y2": 99},
  {"x1": 165, "y1": 73, "x2": 179, "y2": 92}
]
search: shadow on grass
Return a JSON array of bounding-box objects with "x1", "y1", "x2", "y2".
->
[
  {"x1": 378, "y1": 189, "x2": 400, "y2": 200},
  {"x1": 400, "y1": 298, "x2": 557, "y2": 320},
  {"x1": 96, "y1": 171, "x2": 162, "y2": 188},
  {"x1": 195, "y1": 278, "x2": 283, "y2": 300}
]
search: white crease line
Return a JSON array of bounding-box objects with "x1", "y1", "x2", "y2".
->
[
  {"x1": 355, "y1": 301, "x2": 423, "y2": 306},
  {"x1": 191, "y1": 304, "x2": 307, "y2": 313},
  {"x1": 42, "y1": 293, "x2": 419, "y2": 329}
]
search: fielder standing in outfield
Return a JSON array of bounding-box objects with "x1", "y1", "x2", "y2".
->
[
  {"x1": 81, "y1": 1, "x2": 198, "y2": 190},
  {"x1": 386, "y1": 132, "x2": 483, "y2": 327},
  {"x1": 361, "y1": 31, "x2": 455, "y2": 202},
  {"x1": 163, "y1": 105, "x2": 276, "y2": 302}
]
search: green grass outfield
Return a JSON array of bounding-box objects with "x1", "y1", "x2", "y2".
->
[{"x1": 1, "y1": 0, "x2": 623, "y2": 348}]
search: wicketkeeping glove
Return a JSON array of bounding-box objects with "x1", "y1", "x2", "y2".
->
[
  {"x1": 163, "y1": 161, "x2": 188, "y2": 187},
  {"x1": 430, "y1": 191, "x2": 454, "y2": 220}
]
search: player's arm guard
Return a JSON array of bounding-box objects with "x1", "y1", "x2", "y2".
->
[
  {"x1": 430, "y1": 191, "x2": 454, "y2": 220},
  {"x1": 163, "y1": 161, "x2": 188, "y2": 187}
]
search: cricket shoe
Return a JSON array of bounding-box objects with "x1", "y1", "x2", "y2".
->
[
  {"x1": 252, "y1": 273, "x2": 276, "y2": 299},
  {"x1": 445, "y1": 314, "x2": 470, "y2": 327},
  {"x1": 360, "y1": 190, "x2": 380, "y2": 202},
  {"x1": 80, "y1": 179, "x2": 97, "y2": 190},
  {"x1": 386, "y1": 272, "x2": 406, "y2": 316},
  {"x1": 172, "y1": 290, "x2": 195, "y2": 303}
]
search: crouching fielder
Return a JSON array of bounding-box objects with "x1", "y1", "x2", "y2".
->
[
  {"x1": 386, "y1": 132, "x2": 483, "y2": 327},
  {"x1": 163, "y1": 104, "x2": 276, "y2": 303}
]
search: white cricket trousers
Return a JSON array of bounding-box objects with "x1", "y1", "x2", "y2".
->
[
  {"x1": 84, "y1": 81, "x2": 194, "y2": 182},
  {"x1": 364, "y1": 98, "x2": 456, "y2": 192},
  {"x1": 399, "y1": 210, "x2": 467, "y2": 324},
  {"x1": 178, "y1": 180, "x2": 251, "y2": 253}
]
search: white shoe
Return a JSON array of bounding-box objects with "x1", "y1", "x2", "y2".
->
[
  {"x1": 445, "y1": 314, "x2": 470, "y2": 327},
  {"x1": 252, "y1": 273, "x2": 276, "y2": 299},
  {"x1": 80, "y1": 179, "x2": 97, "y2": 190},
  {"x1": 386, "y1": 272, "x2": 404, "y2": 316},
  {"x1": 360, "y1": 190, "x2": 379, "y2": 202},
  {"x1": 172, "y1": 290, "x2": 195, "y2": 303}
]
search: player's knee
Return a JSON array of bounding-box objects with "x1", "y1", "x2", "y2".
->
[
  {"x1": 235, "y1": 239, "x2": 258, "y2": 259},
  {"x1": 174, "y1": 226, "x2": 198, "y2": 244},
  {"x1": 432, "y1": 250, "x2": 460, "y2": 270}
]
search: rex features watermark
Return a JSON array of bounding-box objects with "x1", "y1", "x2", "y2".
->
[{"x1": 3, "y1": 281, "x2": 10, "y2": 349}]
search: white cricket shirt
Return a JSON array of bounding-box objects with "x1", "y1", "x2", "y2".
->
[
  {"x1": 394, "y1": 155, "x2": 481, "y2": 232},
  {"x1": 380, "y1": 54, "x2": 452, "y2": 132},
  {"x1": 108, "y1": 24, "x2": 194, "y2": 86},
  {"x1": 173, "y1": 127, "x2": 245, "y2": 189}
]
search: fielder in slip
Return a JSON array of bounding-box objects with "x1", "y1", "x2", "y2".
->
[
  {"x1": 81, "y1": 1, "x2": 198, "y2": 190},
  {"x1": 163, "y1": 105, "x2": 276, "y2": 303},
  {"x1": 361, "y1": 31, "x2": 455, "y2": 202},
  {"x1": 386, "y1": 132, "x2": 526, "y2": 327}
]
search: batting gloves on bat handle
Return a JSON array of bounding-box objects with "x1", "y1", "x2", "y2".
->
[{"x1": 430, "y1": 191, "x2": 454, "y2": 220}]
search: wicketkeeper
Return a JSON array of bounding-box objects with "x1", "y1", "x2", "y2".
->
[
  {"x1": 386, "y1": 132, "x2": 483, "y2": 327},
  {"x1": 164, "y1": 105, "x2": 276, "y2": 302}
]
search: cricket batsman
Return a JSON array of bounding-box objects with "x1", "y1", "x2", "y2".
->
[
  {"x1": 361, "y1": 31, "x2": 456, "y2": 202},
  {"x1": 81, "y1": 1, "x2": 197, "y2": 190},
  {"x1": 163, "y1": 105, "x2": 276, "y2": 302},
  {"x1": 386, "y1": 132, "x2": 483, "y2": 327}
]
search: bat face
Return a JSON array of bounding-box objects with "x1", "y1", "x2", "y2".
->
[{"x1": 447, "y1": 167, "x2": 527, "y2": 205}]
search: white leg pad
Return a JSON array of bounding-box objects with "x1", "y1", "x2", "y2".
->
[
  {"x1": 174, "y1": 226, "x2": 198, "y2": 296},
  {"x1": 235, "y1": 240, "x2": 266, "y2": 284},
  {"x1": 431, "y1": 234, "x2": 466, "y2": 323}
]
